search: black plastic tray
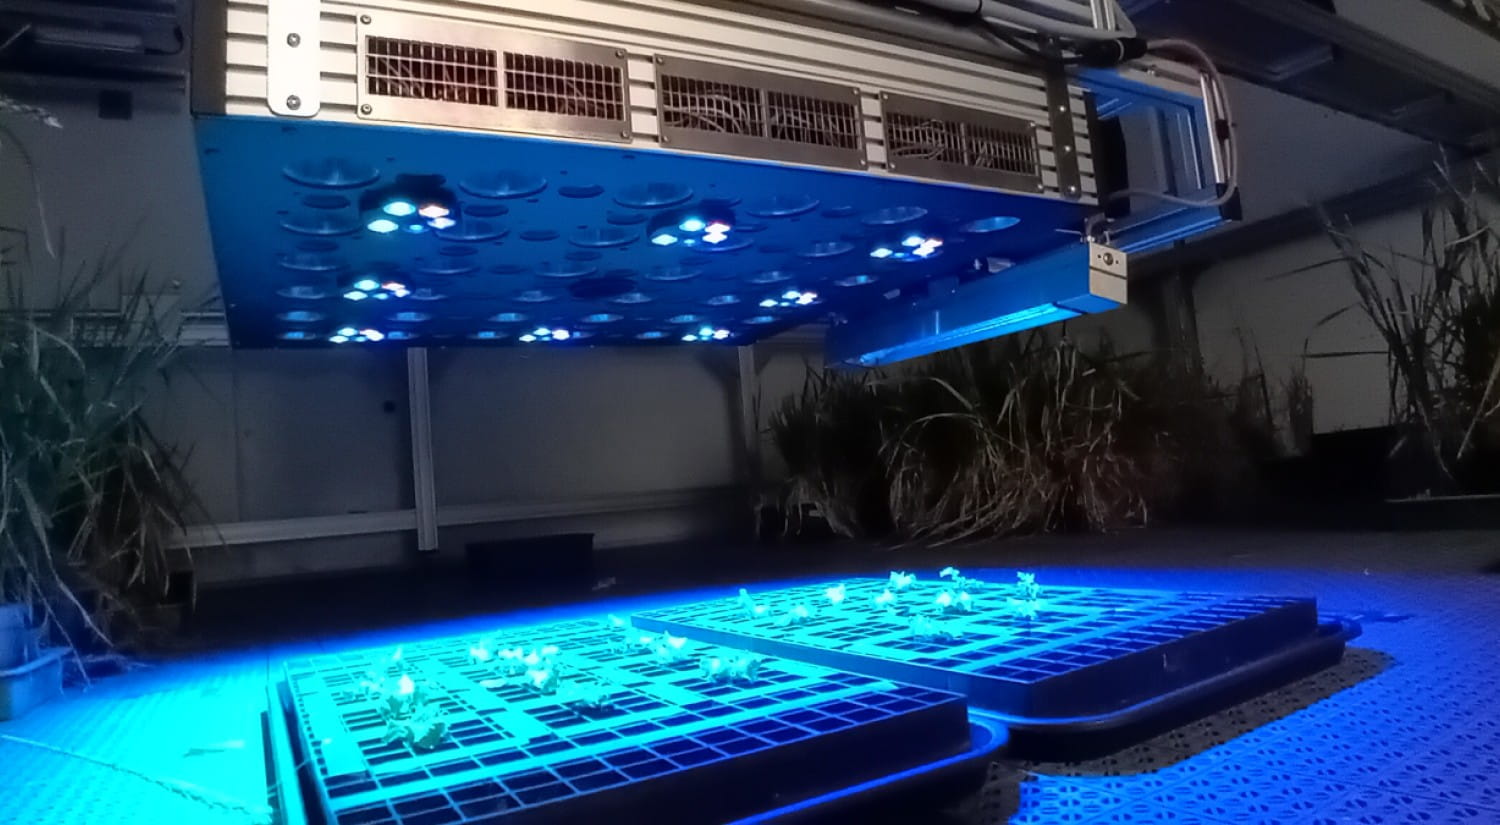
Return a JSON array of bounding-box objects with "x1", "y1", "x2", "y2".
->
[
  {"x1": 275, "y1": 617, "x2": 973, "y2": 824},
  {"x1": 630, "y1": 579, "x2": 1360, "y2": 758}
]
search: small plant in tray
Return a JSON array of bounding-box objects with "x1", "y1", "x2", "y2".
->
[
  {"x1": 737, "y1": 588, "x2": 771, "y2": 619},
  {"x1": 359, "y1": 648, "x2": 449, "y2": 751},
  {"x1": 1007, "y1": 572, "x2": 1045, "y2": 621},
  {"x1": 701, "y1": 653, "x2": 763, "y2": 684},
  {"x1": 908, "y1": 614, "x2": 961, "y2": 642}
]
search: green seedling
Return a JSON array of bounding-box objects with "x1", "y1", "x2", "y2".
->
[
  {"x1": 909, "y1": 614, "x2": 961, "y2": 642},
  {"x1": 701, "y1": 654, "x2": 763, "y2": 684}
]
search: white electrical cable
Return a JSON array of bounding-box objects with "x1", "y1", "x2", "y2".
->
[
  {"x1": 1106, "y1": 37, "x2": 1240, "y2": 209},
  {"x1": 911, "y1": 0, "x2": 1137, "y2": 41}
]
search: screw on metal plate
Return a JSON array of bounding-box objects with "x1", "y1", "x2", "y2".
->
[
  {"x1": 1064, "y1": 145, "x2": 1075, "y2": 153},
  {"x1": 615, "y1": 49, "x2": 625, "y2": 58},
  {"x1": 360, "y1": 103, "x2": 373, "y2": 115},
  {"x1": 654, "y1": 55, "x2": 664, "y2": 64},
  {"x1": 1035, "y1": 182, "x2": 1046, "y2": 192},
  {"x1": 360, "y1": 14, "x2": 371, "y2": 24},
  {"x1": 286, "y1": 32, "x2": 301, "y2": 47},
  {"x1": 620, "y1": 130, "x2": 631, "y2": 139},
  {"x1": 659, "y1": 135, "x2": 670, "y2": 143},
  {"x1": 286, "y1": 95, "x2": 301, "y2": 110}
]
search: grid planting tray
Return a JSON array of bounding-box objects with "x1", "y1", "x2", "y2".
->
[
  {"x1": 630, "y1": 578, "x2": 1333, "y2": 723},
  {"x1": 278, "y1": 617, "x2": 971, "y2": 825}
]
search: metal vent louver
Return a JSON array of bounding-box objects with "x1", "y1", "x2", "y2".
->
[
  {"x1": 504, "y1": 53, "x2": 624, "y2": 120},
  {"x1": 366, "y1": 36, "x2": 499, "y2": 106},
  {"x1": 881, "y1": 93, "x2": 1042, "y2": 192},
  {"x1": 656, "y1": 57, "x2": 865, "y2": 170},
  {"x1": 357, "y1": 15, "x2": 630, "y2": 143}
]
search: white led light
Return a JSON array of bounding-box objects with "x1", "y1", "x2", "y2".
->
[
  {"x1": 759, "y1": 299, "x2": 778, "y2": 308},
  {"x1": 682, "y1": 334, "x2": 699, "y2": 342},
  {"x1": 338, "y1": 327, "x2": 357, "y2": 337},
  {"x1": 381, "y1": 281, "x2": 406, "y2": 293},
  {"x1": 355, "y1": 279, "x2": 381, "y2": 291},
  {"x1": 343, "y1": 290, "x2": 368, "y2": 302},
  {"x1": 698, "y1": 326, "x2": 715, "y2": 337},
  {"x1": 403, "y1": 223, "x2": 427, "y2": 234},
  {"x1": 373, "y1": 292, "x2": 391, "y2": 301},
  {"x1": 552, "y1": 329, "x2": 571, "y2": 341},
  {"x1": 535, "y1": 327, "x2": 552, "y2": 337},
  {"x1": 796, "y1": 294, "x2": 816, "y2": 305},
  {"x1": 651, "y1": 233, "x2": 678, "y2": 246},
  {"x1": 383, "y1": 201, "x2": 416, "y2": 217},
  {"x1": 870, "y1": 247, "x2": 894, "y2": 259},
  {"x1": 702, "y1": 231, "x2": 729, "y2": 244},
  {"x1": 418, "y1": 203, "x2": 450, "y2": 219},
  {"x1": 362, "y1": 329, "x2": 385, "y2": 342},
  {"x1": 913, "y1": 245, "x2": 936, "y2": 258},
  {"x1": 367, "y1": 218, "x2": 399, "y2": 234},
  {"x1": 705, "y1": 221, "x2": 731, "y2": 234},
  {"x1": 328, "y1": 335, "x2": 349, "y2": 343},
  {"x1": 678, "y1": 218, "x2": 706, "y2": 232},
  {"x1": 519, "y1": 333, "x2": 537, "y2": 343},
  {"x1": 713, "y1": 329, "x2": 730, "y2": 340},
  {"x1": 902, "y1": 234, "x2": 925, "y2": 247},
  {"x1": 428, "y1": 216, "x2": 456, "y2": 230},
  {"x1": 782, "y1": 290, "x2": 801, "y2": 300},
  {"x1": 924, "y1": 238, "x2": 944, "y2": 249}
]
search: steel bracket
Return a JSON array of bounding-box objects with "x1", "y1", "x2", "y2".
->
[{"x1": 266, "y1": 0, "x2": 321, "y2": 117}]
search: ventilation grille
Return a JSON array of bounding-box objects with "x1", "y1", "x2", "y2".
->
[
  {"x1": 885, "y1": 112, "x2": 1038, "y2": 175},
  {"x1": 504, "y1": 53, "x2": 625, "y2": 120},
  {"x1": 357, "y1": 17, "x2": 631, "y2": 143},
  {"x1": 881, "y1": 94, "x2": 1043, "y2": 192},
  {"x1": 366, "y1": 36, "x2": 499, "y2": 106},
  {"x1": 656, "y1": 58, "x2": 865, "y2": 170}
]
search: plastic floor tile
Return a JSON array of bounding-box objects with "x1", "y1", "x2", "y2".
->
[{"x1": 3, "y1": 531, "x2": 1499, "y2": 825}]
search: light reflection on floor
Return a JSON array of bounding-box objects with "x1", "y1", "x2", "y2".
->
[{"x1": 3, "y1": 535, "x2": 1498, "y2": 825}]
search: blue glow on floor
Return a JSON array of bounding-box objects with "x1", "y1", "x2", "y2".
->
[{"x1": 3, "y1": 554, "x2": 1498, "y2": 824}]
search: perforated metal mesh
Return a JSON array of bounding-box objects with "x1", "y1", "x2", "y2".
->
[
  {"x1": 658, "y1": 77, "x2": 859, "y2": 151},
  {"x1": 659, "y1": 76, "x2": 765, "y2": 137},
  {"x1": 366, "y1": 37, "x2": 499, "y2": 106},
  {"x1": 503, "y1": 53, "x2": 624, "y2": 121},
  {"x1": 767, "y1": 91, "x2": 860, "y2": 149},
  {"x1": 885, "y1": 112, "x2": 1038, "y2": 176}
]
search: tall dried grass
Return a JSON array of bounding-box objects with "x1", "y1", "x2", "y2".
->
[
  {"x1": 769, "y1": 333, "x2": 1263, "y2": 543},
  {"x1": 0, "y1": 247, "x2": 200, "y2": 652}
]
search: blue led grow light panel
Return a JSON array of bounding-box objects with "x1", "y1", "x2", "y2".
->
[
  {"x1": 280, "y1": 616, "x2": 969, "y2": 824},
  {"x1": 630, "y1": 578, "x2": 1322, "y2": 719},
  {"x1": 194, "y1": 117, "x2": 1093, "y2": 348}
]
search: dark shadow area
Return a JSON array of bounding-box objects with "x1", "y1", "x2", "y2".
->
[{"x1": 1017, "y1": 646, "x2": 1393, "y2": 778}]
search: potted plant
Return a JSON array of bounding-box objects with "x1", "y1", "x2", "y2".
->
[{"x1": 1301, "y1": 163, "x2": 1500, "y2": 524}]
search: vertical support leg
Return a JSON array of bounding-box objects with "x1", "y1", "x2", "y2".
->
[
  {"x1": 407, "y1": 347, "x2": 439, "y2": 553},
  {"x1": 736, "y1": 344, "x2": 762, "y2": 488}
]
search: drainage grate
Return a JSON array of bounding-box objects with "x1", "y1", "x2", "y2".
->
[
  {"x1": 656, "y1": 57, "x2": 865, "y2": 170},
  {"x1": 881, "y1": 94, "x2": 1043, "y2": 192},
  {"x1": 504, "y1": 52, "x2": 625, "y2": 121},
  {"x1": 366, "y1": 37, "x2": 499, "y2": 106}
]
